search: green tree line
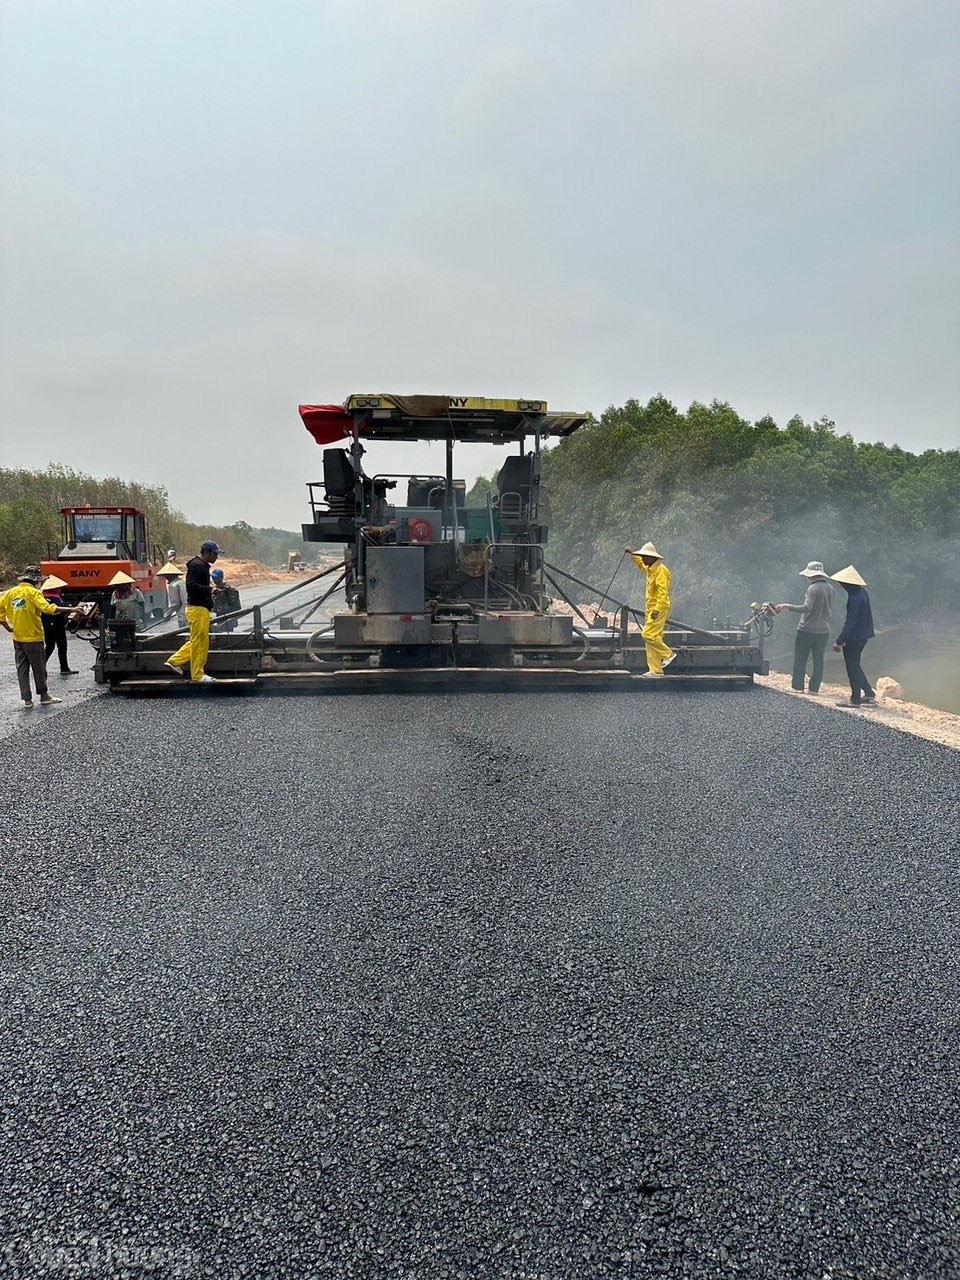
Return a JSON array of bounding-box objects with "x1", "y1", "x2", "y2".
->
[
  {"x1": 471, "y1": 396, "x2": 960, "y2": 622},
  {"x1": 0, "y1": 464, "x2": 310, "y2": 584}
]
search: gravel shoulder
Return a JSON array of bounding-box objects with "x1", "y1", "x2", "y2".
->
[
  {"x1": 757, "y1": 671, "x2": 960, "y2": 751},
  {"x1": 1, "y1": 688, "x2": 958, "y2": 1278}
]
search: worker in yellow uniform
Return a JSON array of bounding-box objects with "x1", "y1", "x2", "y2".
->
[
  {"x1": 164, "y1": 541, "x2": 222, "y2": 683},
  {"x1": 0, "y1": 566, "x2": 71, "y2": 708},
  {"x1": 625, "y1": 541, "x2": 676, "y2": 677}
]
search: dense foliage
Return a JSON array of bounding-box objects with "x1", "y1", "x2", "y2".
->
[
  {"x1": 0, "y1": 465, "x2": 309, "y2": 583},
  {"x1": 7, "y1": 401, "x2": 957, "y2": 620},
  {"x1": 472, "y1": 397, "x2": 960, "y2": 622}
]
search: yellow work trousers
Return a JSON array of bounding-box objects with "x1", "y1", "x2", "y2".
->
[
  {"x1": 642, "y1": 615, "x2": 674, "y2": 674},
  {"x1": 168, "y1": 605, "x2": 211, "y2": 682}
]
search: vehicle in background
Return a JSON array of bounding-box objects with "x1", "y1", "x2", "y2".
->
[{"x1": 40, "y1": 505, "x2": 167, "y2": 617}]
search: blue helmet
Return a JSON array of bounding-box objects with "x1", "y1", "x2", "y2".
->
[{"x1": 211, "y1": 568, "x2": 224, "y2": 582}]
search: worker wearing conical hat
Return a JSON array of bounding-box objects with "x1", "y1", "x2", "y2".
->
[
  {"x1": 109, "y1": 571, "x2": 146, "y2": 628},
  {"x1": 41, "y1": 575, "x2": 77, "y2": 676},
  {"x1": 625, "y1": 542, "x2": 676, "y2": 677},
  {"x1": 157, "y1": 562, "x2": 187, "y2": 626},
  {"x1": 830, "y1": 566, "x2": 875, "y2": 708}
]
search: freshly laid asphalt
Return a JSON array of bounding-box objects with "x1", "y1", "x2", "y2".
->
[{"x1": 0, "y1": 687, "x2": 958, "y2": 1279}]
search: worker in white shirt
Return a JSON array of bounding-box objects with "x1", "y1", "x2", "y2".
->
[{"x1": 157, "y1": 562, "x2": 188, "y2": 626}]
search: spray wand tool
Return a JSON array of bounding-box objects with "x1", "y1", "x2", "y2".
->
[{"x1": 744, "y1": 601, "x2": 779, "y2": 637}]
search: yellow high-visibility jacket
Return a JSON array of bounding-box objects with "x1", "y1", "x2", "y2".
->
[
  {"x1": 631, "y1": 556, "x2": 671, "y2": 621},
  {"x1": 0, "y1": 583, "x2": 58, "y2": 643}
]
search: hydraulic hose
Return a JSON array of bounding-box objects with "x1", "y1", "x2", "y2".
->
[
  {"x1": 305, "y1": 625, "x2": 336, "y2": 665},
  {"x1": 595, "y1": 551, "x2": 627, "y2": 621},
  {"x1": 488, "y1": 575, "x2": 543, "y2": 613}
]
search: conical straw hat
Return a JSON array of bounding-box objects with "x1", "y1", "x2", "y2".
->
[
  {"x1": 637, "y1": 541, "x2": 662, "y2": 559},
  {"x1": 157, "y1": 562, "x2": 183, "y2": 576},
  {"x1": 830, "y1": 565, "x2": 867, "y2": 587},
  {"x1": 41, "y1": 575, "x2": 68, "y2": 591},
  {"x1": 108, "y1": 570, "x2": 136, "y2": 587}
]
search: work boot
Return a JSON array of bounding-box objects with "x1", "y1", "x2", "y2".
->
[
  {"x1": 23, "y1": 701, "x2": 34, "y2": 710},
  {"x1": 39, "y1": 695, "x2": 62, "y2": 706}
]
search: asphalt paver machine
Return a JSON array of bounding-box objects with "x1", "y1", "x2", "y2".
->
[{"x1": 97, "y1": 395, "x2": 768, "y2": 691}]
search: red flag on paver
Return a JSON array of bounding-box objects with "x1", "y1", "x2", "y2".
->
[{"x1": 299, "y1": 405, "x2": 353, "y2": 446}]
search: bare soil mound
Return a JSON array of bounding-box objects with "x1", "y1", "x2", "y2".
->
[{"x1": 214, "y1": 558, "x2": 288, "y2": 586}]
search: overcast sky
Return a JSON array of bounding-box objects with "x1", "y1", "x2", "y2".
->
[{"x1": 1, "y1": 0, "x2": 957, "y2": 529}]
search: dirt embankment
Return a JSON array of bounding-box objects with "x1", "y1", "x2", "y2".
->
[
  {"x1": 212, "y1": 558, "x2": 288, "y2": 586},
  {"x1": 176, "y1": 555, "x2": 342, "y2": 587}
]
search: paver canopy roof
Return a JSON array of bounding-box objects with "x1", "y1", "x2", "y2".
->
[{"x1": 299, "y1": 395, "x2": 589, "y2": 445}]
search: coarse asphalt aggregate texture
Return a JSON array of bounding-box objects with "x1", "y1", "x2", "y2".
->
[{"x1": 0, "y1": 687, "x2": 958, "y2": 1279}]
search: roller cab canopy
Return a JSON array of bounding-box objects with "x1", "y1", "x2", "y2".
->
[{"x1": 300, "y1": 394, "x2": 590, "y2": 445}]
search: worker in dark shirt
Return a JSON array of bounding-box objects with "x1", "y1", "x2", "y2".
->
[
  {"x1": 164, "y1": 541, "x2": 222, "y2": 683},
  {"x1": 41, "y1": 575, "x2": 78, "y2": 675},
  {"x1": 831, "y1": 565, "x2": 875, "y2": 707},
  {"x1": 211, "y1": 568, "x2": 242, "y2": 633}
]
